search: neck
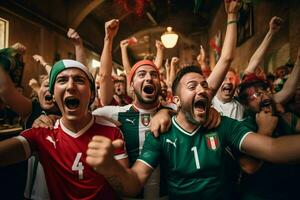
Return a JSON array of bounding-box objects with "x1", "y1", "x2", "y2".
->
[
  {"x1": 133, "y1": 99, "x2": 160, "y2": 110},
  {"x1": 61, "y1": 113, "x2": 92, "y2": 133},
  {"x1": 175, "y1": 112, "x2": 198, "y2": 133},
  {"x1": 216, "y1": 92, "x2": 232, "y2": 103}
]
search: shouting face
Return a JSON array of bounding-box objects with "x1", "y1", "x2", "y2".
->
[
  {"x1": 131, "y1": 65, "x2": 161, "y2": 106},
  {"x1": 217, "y1": 71, "x2": 238, "y2": 103},
  {"x1": 175, "y1": 72, "x2": 212, "y2": 125},
  {"x1": 53, "y1": 68, "x2": 92, "y2": 122}
]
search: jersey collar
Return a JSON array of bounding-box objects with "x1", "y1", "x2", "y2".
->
[
  {"x1": 59, "y1": 116, "x2": 94, "y2": 138},
  {"x1": 172, "y1": 116, "x2": 201, "y2": 136}
]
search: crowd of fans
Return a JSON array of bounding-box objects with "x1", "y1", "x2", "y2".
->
[{"x1": 0, "y1": 0, "x2": 300, "y2": 199}]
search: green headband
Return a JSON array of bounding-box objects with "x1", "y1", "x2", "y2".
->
[{"x1": 49, "y1": 59, "x2": 96, "y2": 100}]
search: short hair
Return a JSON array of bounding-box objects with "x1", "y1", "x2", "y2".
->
[{"x1": 172, "y1": 66, "x2": 203, "y2": 95}]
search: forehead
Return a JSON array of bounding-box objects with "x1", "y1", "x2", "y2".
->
[
  {"x1": 226, "y1": 71, "x2": 236, "y2": 77},
  {"x1": 180, "y1": 72, "x2": 206, "y2": 84},
  {"x1": 135, "y1": 65, "x2": 157, "y2": 73},
  {"x1": 57, "y1": 68, "x2": 87, "y2": 78}
]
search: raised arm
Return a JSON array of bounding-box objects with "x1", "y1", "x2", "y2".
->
[
  {"x1": 33, "y1": 54, "x2": 52, "y2": 74},
  {"x1": 207, "y1": 0, "x2": 240, "y2": 95},
  {"x1": 120, "y1": 39, "x2": 132, "y2": 75},
  {"x1": 244, "y1": 16, "x2": 283, "y2": 74},
  {"x1": 197, "y1": 45, "x2": 211, "y2": 78},
  {"x1": 28, "y1": 78, "x2": 40, "y2": 94},
  {"x1": 67, "y1": 28, "x2": 87, "y2": 66},
  {"x1": 99, "y1": 19, "x2": 119, "y2": 106},
  {"x1": 168, "y1": 57, "x2": 179, "y2": 89},
  {"x1": 154, "y1": 40, "x2": 165, "y2": 69},
  {"x1": 273, "y1": 48, "x2": 300, "y2": 104}
]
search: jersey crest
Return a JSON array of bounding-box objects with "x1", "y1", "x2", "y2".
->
[
  {"x1": 141, "y1": 113, "x2": 151, "y2": 127},
  {"x1": 205, "y1": 133, "x2": 219, "y2": 151}
]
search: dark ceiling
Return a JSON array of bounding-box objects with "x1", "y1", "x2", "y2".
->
[{"x1": 0, "y1": 0, "x2": 221, "y2": 64}]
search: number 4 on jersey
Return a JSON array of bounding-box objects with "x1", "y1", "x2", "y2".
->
[{"x1": 72, "y1": 152, "x2": 84, "y2": 179}]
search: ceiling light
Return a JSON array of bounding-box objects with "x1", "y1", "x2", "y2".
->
[{"x1": 161, "y1": 27, "x2": 179, "y2": 48}]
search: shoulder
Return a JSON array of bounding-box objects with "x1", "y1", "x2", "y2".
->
[{"x1": 94, "y1": 116, "x2": 118, "y2": 127}]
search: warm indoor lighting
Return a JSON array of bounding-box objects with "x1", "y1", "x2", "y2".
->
[
  {"x1": 91, "y1": 59, "x2": 101, "y2": 68},
  {"x1": 161, "y1": 27, "x2": 179, "y2": 48}
]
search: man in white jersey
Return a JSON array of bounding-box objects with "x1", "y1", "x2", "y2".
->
[{"x1": 0, "y1": 59, "x2": 128, "y2": 199}]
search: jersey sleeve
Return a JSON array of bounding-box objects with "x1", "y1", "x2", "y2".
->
[
  {"x1": 92, "y1": 106, "x2": 122, "y2": 121},
  {"x1": 112, "y1": 128, "x2": 128, "y2": 160},
  {"x1": 137, "y1": 131, "x2": 161, "y2": 169},
  {"x1": 19, "y1": 128, "x2": 42, "y2": 154},
  {"x1": 222, "y1": 117, "x2": 253, "y2": 152}
]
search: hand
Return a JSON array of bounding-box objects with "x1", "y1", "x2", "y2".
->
[
  {"x1": 203, "y1": 107, "x2": 221, "y2": 129},
  {"x1": 67, "y1": 28, "x2": 83, "y2": 46},
  {"x1": 155, "y1": 40, "x2": 165, "y2": 50},
  {"x1": 32, "y1": 114, "x2": 59, "y2": 130},
  {"x1": 256, "y1": 111, "x2": 278, "y2": 136},
  {"x1": 269, "y1": 16, "x2": 283, "y2": 34},
  {"x1": 224, "y1": 0, "x2": 242, "y2": 15},
  {"x1": 33, "y1": 54, "x2": 47, "y2": 66},
  {"x1": 197, "y1": 45, "x2": 206, "y2": 65},
  {"x1": 86, "y1": 136, "x2": 124, "y2": 175},
  {"x1": 149, "y1": 109, "x2": 172, "y2": 137},
  {"x1": 11, "y1": 43, "x2": 26, "y2": 55},
  {"x1": 105, "y1": 19, "x2": 119, "y2": 40},
  {"x1": 171, "y1": 57, "x2": 180, "y2": 68},
  {"x1": 120, "y1": 39, "x2": 129, "y2": 49},
  {"x1": 28, "y1": 78, "x2": 40, "y2": 92}
]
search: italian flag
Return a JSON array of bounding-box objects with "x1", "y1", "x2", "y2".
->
[{"x1": 206, "y1": 134, "x2": 219, "y2": 150}]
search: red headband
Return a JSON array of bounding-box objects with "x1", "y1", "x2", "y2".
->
[{"x1": 128, "y1": 60, "x2": 160, "y2": 83}]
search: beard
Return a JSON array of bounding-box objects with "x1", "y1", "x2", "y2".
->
[
  {"x1": 134, "y1": 87, "x2": 158, "y2": 105},
  {"x1": 179, "y1": 101, "x2": 208, "y2": 126}
]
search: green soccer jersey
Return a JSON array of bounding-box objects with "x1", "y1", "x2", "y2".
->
[
  {"x1": 92, "y1": 104, "x2": 169, "y2": 199},
  {"x1": 138, "y1": 116, "x2": 252, "y2": 200}
]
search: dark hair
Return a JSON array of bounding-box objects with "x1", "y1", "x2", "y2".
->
[
  {"x1": 237, "y1": 80, "x2": 269, "y2": 105},
  {"x1": 172, "y1": 66, "x2": 203, "y2": 95}
]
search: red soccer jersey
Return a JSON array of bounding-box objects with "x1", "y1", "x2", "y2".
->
[{"x1": 19, "y1": 116, "x2": 127, "y2": 200}]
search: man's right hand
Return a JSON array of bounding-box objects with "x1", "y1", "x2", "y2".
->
[
  {"x1": 67, "y1": 28, "x2": 83, "y2": 46},
  {"x1": 86, "y1": 136, "x2": 123, "y2": 175}
]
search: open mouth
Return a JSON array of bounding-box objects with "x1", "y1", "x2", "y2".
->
[
  {"x1": 194, "y1": 99, "x2": 207, "y2": 113},
  {"x1": 64, "y1": 97, "x2": 80, "y2": 110},
  {"x1": 260, "y1": 99, "x2": 272, "y2": 110},
  {"x1": 222, "y1": 83, "x2": 233, "y2": 94},
  {"x1": 44, "y1": 94, "x2": 52, "y2": 102},
  {"x1": 143, "y1": 85, "x2": 155, "y2": 94}
]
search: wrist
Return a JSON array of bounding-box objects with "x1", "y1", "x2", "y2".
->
[{"x1": 227, "y1": 13, "x2": 237, "y2": 21}]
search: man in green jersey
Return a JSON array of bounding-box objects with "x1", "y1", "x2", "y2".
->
[
  {"x1": 236, "y1": 71, "x2": 300, "y2": 200},
  {"x1": 87, "y1": 66, "x2": 300, "y2": 200}
]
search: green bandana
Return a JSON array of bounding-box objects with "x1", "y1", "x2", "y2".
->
[{"x1": 49, "y1": 59, "x2": 96, "y2": 102}]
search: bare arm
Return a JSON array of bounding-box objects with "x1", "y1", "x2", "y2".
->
[
  {"x1": 67, "y1": 28, "x2": 87, "y2": 66},
  {"x1": 33, "y1": 54, "x2": 52, "y2": 74},
  {"x1": 120, "y1": 39, "x2": 132, "y2": 75},
  {"x1": 244, "y1": 17, "x2": 283, "y2": 74},
  {"x1": 0, "y1": 137, "x2": 28, "y2": 166},
  {"x1": 273, "y1": 48, "x2": 300, "y2": 104},
  {"x1": 86, "y1": 136, "x2": 149, "y2": 197},
  {"x1": 99, "y1": 19, "x2": 119, "y2": 106},
  {"x1": 0, "y1": 67, "x2": 32, "y2": 119},
  {"x1": 154, "y1": 40, "x2": 165, "y2": 69},
  {"x1": 168, "y1": 57, "x2": 179, "y2": 89},
  {"x1": 197, "y1": 45, "x2": 211, "y2": 78},
  {"x1": 207, "y1": 0, "x2": 240, "y2": 95}
]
